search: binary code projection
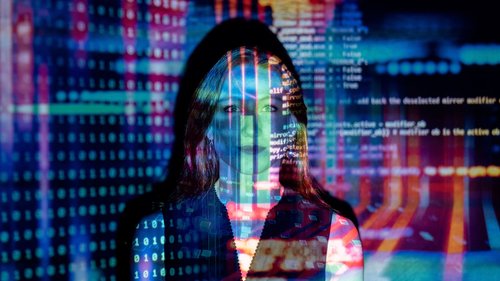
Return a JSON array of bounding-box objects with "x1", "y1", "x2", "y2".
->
[
  {"x1": 1, "y1": 0, "x2": 500, "y2": 280},
  {"x1": 132, "y1": 214, "x2": 165, "y2": 280}
]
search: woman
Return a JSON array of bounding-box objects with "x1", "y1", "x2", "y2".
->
[{"x1": 130, "y1": 46, "x2": 363, "y2": 281}]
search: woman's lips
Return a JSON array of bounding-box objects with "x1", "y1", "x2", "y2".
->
[{"x1": 239, "y1": 145, "x2": 266, "y2": 153}]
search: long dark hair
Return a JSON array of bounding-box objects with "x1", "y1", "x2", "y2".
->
[
  {"x1": 175, "y1": 47, "x2": 321, "y2": 203},
  {"x1": 156, "y1": 19, "x2": 300, "y2": 197}
]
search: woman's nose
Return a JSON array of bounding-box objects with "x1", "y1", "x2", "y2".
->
[
  {"x1": 240, "y1": 112, "x2": 269, "y2": 139},
  {"x1": 240, "y1": 115, "x2": 255, "y2": 138}
]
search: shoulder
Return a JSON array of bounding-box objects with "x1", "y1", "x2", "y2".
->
[
  {"x1": 133, "y1": 211, "x2": 165, "y2": 242},
  {"x1": 329, "y1": 213, "x2": 359, "y2": 236},
  {"x1": 328, "y1": 213, "x2": 362, "y2": 250},
  {"x1": 328, "y1": 213, "x2": 363, "y2": 258},
  {"x1": 325, "y1": 213, "x2": 364, "y2": 280},
  {"x1": 132, "y1": 211, "x2": 165, "y2": 258}
]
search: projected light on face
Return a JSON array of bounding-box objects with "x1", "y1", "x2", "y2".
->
[
  {"x1": 211, "y1": 62, "x2": 287, "y2": 176},
  {"x1": 208, "y1": 51, "x2": 298, "y2": 209}
]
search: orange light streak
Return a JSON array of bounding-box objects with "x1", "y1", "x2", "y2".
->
[
  {"x1": 215, "y1": 0, "x2": 223, "y2": 23},
  {"x1": 377, "y1": 135, "x2": 420, "y2": 252}
]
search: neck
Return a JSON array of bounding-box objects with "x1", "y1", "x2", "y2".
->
[
  {"x1": 215, "y1": 165, "x2": 284, "y2": 281},
  {"x1": 217, "y1": 160, "x2": 281, "y2": 202}
]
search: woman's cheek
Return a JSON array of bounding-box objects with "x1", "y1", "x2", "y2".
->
[{"x1": 215, "y1": 130, "x2": 238, "y2": 152}]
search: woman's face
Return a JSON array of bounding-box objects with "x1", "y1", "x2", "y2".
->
[{"x1": 211, "y1": 62, "x2": 289, "y2": 177}]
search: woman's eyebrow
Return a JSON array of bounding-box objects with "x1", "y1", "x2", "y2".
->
[
  {"x1": 219, "y1": 97, "x2": 241, "y2": 103},
  {"x1": 262, "y1": 96, "x2": 282, "y2": 102},
  {"x1": 219, "y1": 96, "x2": 281, "y2": 103}
]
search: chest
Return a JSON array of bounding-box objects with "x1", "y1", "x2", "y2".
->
[{"x1": 162, "y1": 194, "x2": 332, "y2": 281}]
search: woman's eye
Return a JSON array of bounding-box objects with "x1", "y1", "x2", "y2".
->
[
  {"x1": 223, "y1": 105, "x2": 240, "y2": 112},
  {"x1": 262, "y1": 105, "x2": 278, "y2": 112}
]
